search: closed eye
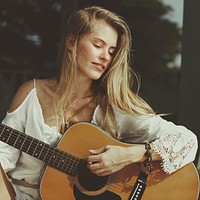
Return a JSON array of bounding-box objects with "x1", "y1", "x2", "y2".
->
[
  {"x1": 109, "y1": 50, "x2": 115, "y2": 57},
  {"x1": 93, "y1": 44, "x2": 101, "y2": 48}
]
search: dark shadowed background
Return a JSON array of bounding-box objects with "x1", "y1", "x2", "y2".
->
[{"x1": 0, "y1": 0, "x2": 200, "y2": 170}]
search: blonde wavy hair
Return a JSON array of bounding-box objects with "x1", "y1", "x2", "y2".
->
[{"x1": 56, "y1": 6, "x2": 155, "y2": 136}]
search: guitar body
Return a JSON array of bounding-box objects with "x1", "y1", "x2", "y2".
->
[{"x1": 40, "y1": 123, "x2": 199, "y2": 200}]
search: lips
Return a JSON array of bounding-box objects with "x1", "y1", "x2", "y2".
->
[{"x1": 92, "y1": 62, "x2": 105, "y2": 71}]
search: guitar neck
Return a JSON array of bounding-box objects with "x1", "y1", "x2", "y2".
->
[{"x1": 0, "y1": 123, "x2": 82, "y2": 176}]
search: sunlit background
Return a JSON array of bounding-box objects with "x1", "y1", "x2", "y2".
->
[{"x1": 162, "y1": 0, "x2": 183, "y2": 68}]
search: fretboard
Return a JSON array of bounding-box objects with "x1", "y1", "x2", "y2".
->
[{"x1": 0, "y1": 123, "x2": 83, "y2": 176}]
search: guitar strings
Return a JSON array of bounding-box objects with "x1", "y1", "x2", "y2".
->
[
  {"x1": 0, "y1": 125, "x2": 140, "y2": 196},
  {"x1": 0, "y1": 126, "x2": 81, "y2": 175},
  {"x1": 0, "y1": 125, "x2": 138, "y2": 195},
  {"x1": 0, "y1": 125, "x2": 139, "y2": 195}
]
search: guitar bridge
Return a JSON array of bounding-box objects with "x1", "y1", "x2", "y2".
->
[{"x1": 128, "y1": 172, "x2": 147, "y2": 200}]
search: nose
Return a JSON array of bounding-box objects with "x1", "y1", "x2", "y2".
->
[{"x1": 99, "y1": 50, "x2": 111, "y2": 61}]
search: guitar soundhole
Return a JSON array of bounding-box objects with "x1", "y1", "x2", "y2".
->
[{"x1": 77, "y1": 163, "x2": 109, "y2": 191}]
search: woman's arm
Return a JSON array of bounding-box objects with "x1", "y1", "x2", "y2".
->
[
  {"x1": 90, "y1": 108, "x2": 198, "y2": 176},
  {"x1": 0, "y1": 164, "x2": 15, "y2": 200},
  {"x1": 87, "y1": 143, "x2": 161, "y2": 176}
]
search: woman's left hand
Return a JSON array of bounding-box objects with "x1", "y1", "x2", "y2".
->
[{"x1": 86, "y1": 145, "x2": 145, "y2": 176}]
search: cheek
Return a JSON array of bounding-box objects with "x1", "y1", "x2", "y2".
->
[
  {"x1": 77, "y1": 45, "x2": 91, "y2": 61},
  {"x1": 76, "y1": 48, "x2": 91, "y2": 72},
  {"x1": 77, "y1": 46, "x2": 84, "y2": 58},
  {"x1": 76, "y1": 48, "x2": 85, "y2": 66}
]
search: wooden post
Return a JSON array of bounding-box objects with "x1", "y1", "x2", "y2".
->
[{"x1": 179, "y1": 0, "x2": 200, "y2": 166}]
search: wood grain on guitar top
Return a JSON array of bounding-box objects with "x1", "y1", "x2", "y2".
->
[
  {"x1": 40, "y1": 123, "x2": 199, "y2": 200},
  {"x1": 0, "y1": 122, "x2": 199, "y2": 199}
]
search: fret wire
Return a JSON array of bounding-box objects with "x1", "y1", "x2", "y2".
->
[
  {"x1": 12, "y1": 132, "x2": 28, "y2": 152},
  {"x1": 15, "y1": 133, "x2": 30, "y2": 153},
  {"x1": 37, "y1": 142, "x2": 45, "y2": 159},
  {"x1": 24, "y1": 137, "x2": 35, "y2": 154},
  {"x1": 6, "y1": 130, "x2": 22, "y2": 146},
  {"x1": 0, "y1": 126, "x2": 66, "y2": 162},
  {"x1": 0, "y1": 125, "x2": 7, "y2": 141},
  {"x1": 4, "y1": 129, "x2": 10, "y2": 144},
  {"x1": 48, "y1": 148, "x2": 58, "y2": 166},
  {"x1": 44, "y1": 145, "x2": 58, "y2": 162},
  {"x1": 9, "y1": 132, "x2": 26, "y2": 149},
  {"x1": 58, "y1": 152, "x2": 71, "y2": 173},
  {"x1": 63, "y1": 155, "x2": 81, "y2": 176},
  {"x1": 0, "y1": 125, "x2": 6, "y2": 137},
  {"x1": 4, "y1": 127, "x2": 19, "y2": 147},
  {"x1": 19, "y1": 134, "x2": 28, "y2": 151},
  {"x1": 6, "y1": 128, "x2": 14, "y2": 146},
  {"x1": 23, "y1": 136, "x2": 37, "y2": 153},
  {"x1": 1, "y1": 127, "x2": 7, "y2": 137},
  {"x1": 44, "y1": 145, "x2": 62, "y2": 166},
  {"x1": 1, "y1": 128, "x2": 24, "y2": 150},
  {"x1": 57, "y1": 150, "x2": 75, "y2": 172},
  {"x1": 65, "y1": 154, "x2": 79, "y2": 175},
  {"x1": 25, "y1": 138, "x2": 51, "y2": 161},
  {"x1": 55, "y1": 150, "x2": 65, "y2": 169},
  {"x1": 41, "y1": 148, "x2": 53, "y2": 161},
  {"x1": 38, "y1": 144, "x2": 50, "y2": 163},
  {"x1": 30, "y1": 138, "x2": 39, "y2": 157},
  {"x1": 21, "y1": 135, "x2": 34, "y2": 153},
  {"x1": 60, "y1": 150, "x2": 77, "y2": 168},
  {"x1": 49, "y1": 147, "x2": 64, "y2": 165},
  {"x1": 61, "y1": 154, "x2": 80, "y2": 175},
  {"x1": 47, "y1": 147, "x2": 80, "y2": 175},
  {"x1": 56, "y1": 150, "x2": 67, "y2": 167},
  {"x1": 39, "y1": 144, "x2": 52, "y2": 163},
  {"x1": 13, "y1": 132, "x2": 21, "y2": 147},
  {"x1": 0, "y1": 123, "x2": 82, "y2": 176},
  {"x1": 65, "y1": 153, "x2": 81, "y2": 175},
  {"x1": 50, "y1": 148, "x2": 65, "y2": 168},
  {"x1": 60, "y1": 153, "x2": 72, "y2": 172}
]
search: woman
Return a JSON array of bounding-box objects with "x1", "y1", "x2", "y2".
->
[{"x1": 0, "y1": 6, "x2": 198, "y2": 200}]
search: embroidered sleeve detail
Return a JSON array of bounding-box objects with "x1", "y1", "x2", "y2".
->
[{"x1": 152, "y1": 133, "x2": 196, "y2": 174}]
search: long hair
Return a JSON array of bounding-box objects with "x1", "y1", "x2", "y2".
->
[{"x1": 56, "y1": 6, "x2": 154, "y2": 136}]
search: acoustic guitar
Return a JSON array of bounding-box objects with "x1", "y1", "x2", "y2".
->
[{"x1": 0, "y1": 122, "x2": 199, "y2": 200}]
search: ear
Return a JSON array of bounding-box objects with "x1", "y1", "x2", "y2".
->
[{"x1": 66, "y1": 34, "x2": 75, "y2": 51}]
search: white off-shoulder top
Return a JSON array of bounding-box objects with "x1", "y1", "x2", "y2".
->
[{"x1": 0, "y1": 83, "x2": 198, "y2": 199}]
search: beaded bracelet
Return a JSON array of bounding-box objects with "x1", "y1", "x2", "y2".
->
[{"x1": 143, "y1": 142, "x2": 153, "y2": 172}]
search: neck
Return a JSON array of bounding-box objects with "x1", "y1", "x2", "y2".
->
[{"x1": 76, "y1": 77, "x2": 94, "y2": 98}]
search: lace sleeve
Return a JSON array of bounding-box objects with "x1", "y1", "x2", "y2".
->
[
  {"x1": 92, "y1": 106, "x2": 198, "y2": 174},
  {"x1": 152, "y1": 132, "x2": 197, "y2": 174}
]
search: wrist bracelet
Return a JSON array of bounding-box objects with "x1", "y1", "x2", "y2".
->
[{"x1": 143, "y1": 142, "x2": 153, "y2": 172}]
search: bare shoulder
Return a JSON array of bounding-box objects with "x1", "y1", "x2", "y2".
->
[
  {"x1": 34, "y1": 78, "x2": 57, "y2": 108},
  {"x1": 8, "y1": 78, "x2": 57, "y2": 113},
  {"x1": 8, "y1": 80, "x2": 35, "y2": 112},
  {"x1": 8, "y1": 79, "x2": 56, "y2": 113},
  {"x1": 35, "y1": 78, "x2": 57, "y2": 97}
]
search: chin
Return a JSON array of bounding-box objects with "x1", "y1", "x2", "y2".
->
[
  {"x1": 89, "y1": 73, "x2": 103, "y2": 80},
  {"x1": 91, "y1": 76, "x2": 101, "y2": 81}
]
